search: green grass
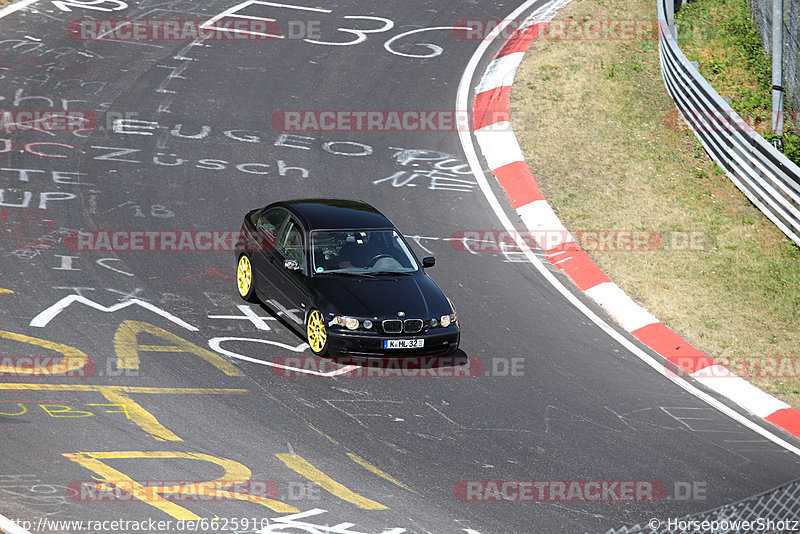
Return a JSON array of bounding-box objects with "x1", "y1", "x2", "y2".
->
[
  {"x1": 511, "y1": 0, "x2": 800, "y2": 407},
  {"x1": 676, "y1": 0, "x2": 800, "y2": 162}
]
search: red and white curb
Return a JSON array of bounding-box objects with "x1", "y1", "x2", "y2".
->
[{"x1": 471, "y1": 13, "x2": 800, "y2": 438}]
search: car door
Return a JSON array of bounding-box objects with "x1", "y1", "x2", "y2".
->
[
  {"x1": 250, "y1": 207, "x2": 288, "y2": 298},
  {"x1": 268, "y1": 217, "x2": 313, "y2": 328}
]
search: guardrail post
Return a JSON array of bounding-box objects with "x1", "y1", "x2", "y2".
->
[{"x1": 772, "y1": 0, "x2": 784, "y2": 136}]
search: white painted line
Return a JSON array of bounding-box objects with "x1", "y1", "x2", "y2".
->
[
  {"x1": 691, "y1": 366, "x2": 790, "y2": 418},
  {"x1": 209, "y1": 337, "x2": 358, "y2": 377},
  {"x1": 226, "y1": 13, "x2": 279, "y2": 21},
  {"x1": 202, "y1": 20, "x2": 283, "y2": 39},
  {"x1": 0, "y1": 0, "x2": 39, "y2": 18},
  {"x1": 200, "y1": 0, "x2": 332, "y2": 37},
  {"x1": 248, "y1": 0, "x2": 331, "y2": 13},
  {"x1": 29, "y1": 296, "x2": 197, "y2": 331},
  {"x1": 0, "y1": 516, "x2": 30, "y2": 534},
  {"x1": 384, "y1": 26, "x2": 470, "y2": 58},
  {"x1": 585, "y1": 282, "x2": 659, "y2": 332},
  {"x1": 0, "y1": 515, "x2": 32, "y2": 534},
  {"x1": 457, "y1": 0, "x2": 800, "y2": 455},
  {"x1": 476, "y1": 52, "x2": 525, "y2": 93},
  {"x1": 474, "y1": 123, "x2": 525, "y2": 169},
  {"x1": 208, "y1": 305, "x2": 274, "y2": 331}
]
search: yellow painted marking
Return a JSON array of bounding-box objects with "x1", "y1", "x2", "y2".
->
[
  {"x1": 307, "y1": 423, "x2": 339, "y2": 445},
  {"x1": 63, "y1": 452, "x2": 200, "y2": 520},
  {"x1": 0, "y1": 403, "x2": 27, "y2": 416},
  {"x1": 347, "y1": 453, "x2": 414, "y2": 492},
  {"x1": 114, "y1": 321, "x2": 243, "y2": 375},
  {"x1": 0, "y1": 288, "x2": 13, "y2": 294},
  {"x1": 0, "y1": 383, "x2": 248, "y2": 394},
  {"x1": 0, "y1": 383, "x2": 247, "y2": 441},
  {"x1": 0, "y1": 330, "x2": 89, "y2": 375},
  {"x1": 96, "y1": 388, "x2": 180, "y2": 441},
  {"x1": 275, "y1": 453, "x2": 388, "y2": 510},
  {"x1": 85, "y1": 403, "x2": 131, "y2": 419},
  {"x1": 62, "y1": 451, "x2": 299, "y2": 520},
  {"x1": 40, "y1": 404, "x2": 94, "y2": 417}
]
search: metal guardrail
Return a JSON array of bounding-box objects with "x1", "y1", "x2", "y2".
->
[
  {"x1": 657, "y1": 0, "x2": 800, "y2": 247},
  {"x1": 596, "y1": 477, "x2": 800, "y2": 534}
]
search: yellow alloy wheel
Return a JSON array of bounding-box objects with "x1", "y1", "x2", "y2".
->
[
  {"x1": 237, "y1": 255, "x2": 252, "y2": 297},
  {"x1": 306, "y1": 309, "x2": 327, "y2": 354}
]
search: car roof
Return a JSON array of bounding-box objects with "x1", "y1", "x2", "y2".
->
[{"x1": 272, "y1": 199, "x2": 395, "y2": 231}]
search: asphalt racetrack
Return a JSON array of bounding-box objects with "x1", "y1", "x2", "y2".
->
[{"x1": 0, "y1": 1, "x2": 799, "y2": 533}]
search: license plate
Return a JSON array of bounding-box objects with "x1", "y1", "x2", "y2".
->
[{"x1": 383, "y1": 339, "x2": 425, "y2": 349}]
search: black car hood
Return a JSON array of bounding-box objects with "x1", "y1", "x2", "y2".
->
[{"x1": 310, "y1": 273, "x2": 450, "y2": 319}]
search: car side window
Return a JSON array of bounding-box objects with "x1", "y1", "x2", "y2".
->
[
  {"x1": 258, "y1": 208, "x2": 288, "y2": 240},
  {"x1": 278, "y1": 220, "x2": 305, "y2": 265}
]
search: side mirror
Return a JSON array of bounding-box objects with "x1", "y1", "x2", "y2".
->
[
  {"x1": 284, "y1": 259, "x2": 301, "y2": 271},
  {"x1": 422, "y1": 256, "x2": 436, "y2": 268}
]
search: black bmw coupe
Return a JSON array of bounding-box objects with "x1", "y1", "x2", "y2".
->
[{"x1": 235, "y1": 199, "x2": 460, "y2": 356}]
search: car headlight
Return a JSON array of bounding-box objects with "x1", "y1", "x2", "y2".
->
[
  {"x1": 440, "y1": 314, "x2": 451, "y2": 328},
  {"x1": 330, "y1": 316, "x2": 367, "y2": 330},
  {"x1": 447, "y1": 298, "x2": 459, "y2": 326}
]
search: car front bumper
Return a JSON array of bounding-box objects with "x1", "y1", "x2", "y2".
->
[{"x1": 325, "y1": 327, "x2": 460, "y2": 357}]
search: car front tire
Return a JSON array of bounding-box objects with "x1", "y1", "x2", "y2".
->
[
  {"x1": 236, "y1": 253, "x2": 258, "y2": 302},
  {"x1": 306, "y1": 309, "x2": 328, "y2": 356}
]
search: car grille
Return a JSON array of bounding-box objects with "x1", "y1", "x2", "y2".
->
[
  {"x1": 403, "y1": 319, "x2": 423, "y2": 333},
  {"x1": 382, "y1": 320, "x2": 402, "y2": 333},
  {"x1": 381, "y1": 319, "x2": 424, "y2": 334}
]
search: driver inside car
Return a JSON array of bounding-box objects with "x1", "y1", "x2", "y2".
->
[{"x1": 337, "y1": 231, "x2": 376, "y2": 269}]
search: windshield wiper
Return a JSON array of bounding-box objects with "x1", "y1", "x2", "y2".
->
[
  {"x1": 362, "y1": 271, "x2": 413, "y2": 277},
  {"x1": 320, "y1": 270, "x2": 413, "y2": 277}
]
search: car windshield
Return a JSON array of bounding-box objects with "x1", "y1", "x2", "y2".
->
[{"x1": 311, "y1": 229, "x2": 419, "y2": 275}]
